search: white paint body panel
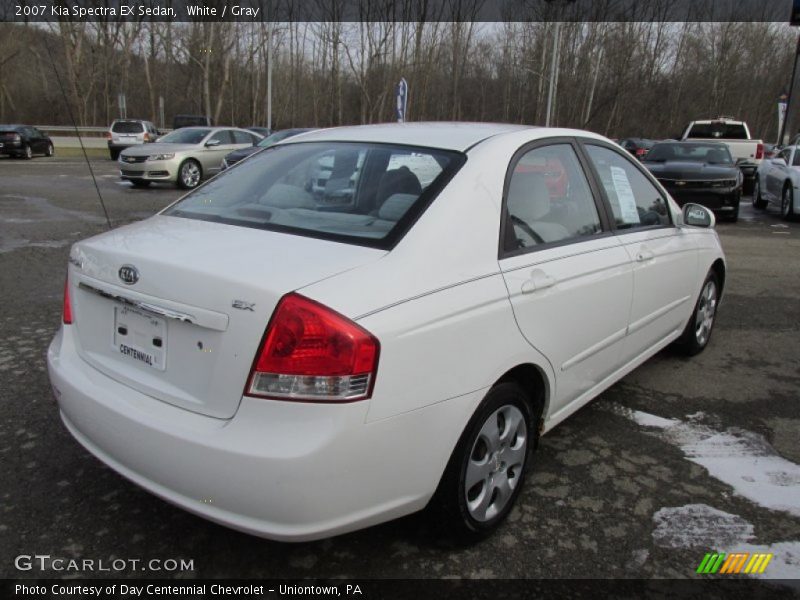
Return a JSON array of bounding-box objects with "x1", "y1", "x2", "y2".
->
[{"x1": 48, "y1": 123, "x2": 725, "y2": 541}]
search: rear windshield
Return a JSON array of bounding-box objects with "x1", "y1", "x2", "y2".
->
[
  {"x1": 158, "y1": 128, "x2": 211, "y2": 144},
  {"x1": 645, "y1": 143, "x2": 734, "y2": 165},
  {"x1": 112, "y1": 121, "x2": 145, "y2": 134},
  {"x1": 163, "y1": 142, "x2": 464, "y2": 249},
  {"x1": 686, "y1": 123, "x2": 748, "y2": 140}
]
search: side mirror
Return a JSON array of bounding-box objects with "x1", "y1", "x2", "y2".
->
[
  {"x1": 682, "y1": 203, "x2": 715, "y2": 228},
  {"x1": 205, "y1": 139, "x2": 221, "y2": 147}
]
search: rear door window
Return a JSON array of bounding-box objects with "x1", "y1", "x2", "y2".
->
[
  {"x1": 503, "y1": 143, "x2": 603, "y2": 252},
  {"x1": 232, "y1": 130, "x2": 256, "y2": 145}
]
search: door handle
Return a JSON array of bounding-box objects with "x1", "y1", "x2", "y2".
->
[
  {"x1": 636, "y1": 248, "x2": 655, "y2": 262},
  {"x1": 521, "y1": 269, "x2": 556, "y2": 294}
]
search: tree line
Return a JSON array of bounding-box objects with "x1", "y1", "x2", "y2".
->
[{"x1": 0, "y1": 19, "x2": 795, "y2": 141}]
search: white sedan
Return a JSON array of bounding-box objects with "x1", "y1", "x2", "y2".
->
[
  {"x1": 48, "y1": 123, "x2": 725, "y2": 542},
  {"x1": 753, "y1": 144, "x2": 800, "y2": 220}
]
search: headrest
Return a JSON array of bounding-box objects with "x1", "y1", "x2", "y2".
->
[
  {"x1": 508, "y1": 172, "x2": 550, "y2": 222},
  {"x1": 378, "y1": 193, "x2": 418, "y2": 221},
  {"x1": 261, "y1": 183, "x2": 316, "y2": 209}
]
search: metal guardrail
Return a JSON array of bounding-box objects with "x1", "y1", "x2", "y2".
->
[
  {"x1": 35, "y1": 125, "x2": 174, "y2": 136},
  {"x1": 36, "y1": 125, "x2": 109, "y2": 133}
]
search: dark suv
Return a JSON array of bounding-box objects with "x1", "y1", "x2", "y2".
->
[{"x1": 0, "y1": 125, "x2": 53, "y2": 159}]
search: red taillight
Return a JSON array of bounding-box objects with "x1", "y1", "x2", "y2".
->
[
  {"x1": 247, "y1": 293, "x2": 379, "y2": 401},
  {"x1": 143, "y1": 132, "x2": 150, "y2": 142},
  {"x1": 105, "y1": 132, "x2": 112, "y2": 140},
  {"x1": 62, "y1": 277, "x2": 73, "y2": 324},
  {"x1": 755, "y1": 143, "x2": 764, "y2": 160},
  {"x1": 636, "y1": 148, "x2": 647, "y2": 156}
]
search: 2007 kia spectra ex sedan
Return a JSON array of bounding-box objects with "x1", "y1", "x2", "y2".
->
[{"x1": 48, "y1": 122, "x2": 726, "y2": 542}]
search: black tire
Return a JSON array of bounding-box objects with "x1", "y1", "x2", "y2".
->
[
  {"x1": 428, "y1": 382, "x2": 539, "y2": 542},
  {"x1": 675, "y1": 270, "x2": 720, "y2": 356},
  {"x1": 752, "y1": 178, "x2": 767, "y2": 209},
  {"x1": 129, "y1": 179, "x2": 151, "y2": 188},
  {"x1": 726, "y1": 199, "x2": 739, "y2": 223},
  {"x1": 781, "y1": 184, "x2": 795, "y2": 221},
  {"x1": 22, "y1": 144, "x2": 32, "y2": 160},
  {"x1": 177, "y1": 159, "x2": 202, "y2": 189},
  {"x1": 45, "y1": 142, "x2": 54, "y2": 157}
]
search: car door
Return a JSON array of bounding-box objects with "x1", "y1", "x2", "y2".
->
[
  {"x1": 30, "y1": 128, "x2": 46, "y2": 153},
  {"x1": 767, "y1": 148, "x2": 791, "y2": 201},
  {"x1": 498, "y1": 139, "x2": 633, "y2": 417},
  {"x1": 23, "y1": 127, "x2": 40, "y2": 153},
  {"x1": 582, "y1": 142, "x2": 698, "y2": 365},
  {"x1": 199, "y1": 130, "x2": 236, "y2": 175}
]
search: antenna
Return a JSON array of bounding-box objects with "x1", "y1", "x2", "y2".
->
[{"x1": 43, "y1": 33, "x2": 112, "y2": 230}]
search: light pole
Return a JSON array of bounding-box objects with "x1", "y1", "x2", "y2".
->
[
  {"x1": 266, "y1": 0, "x2": 272, "y2": 130},
  {"x1": 545, "y1": 22, "x2": 562, "y2": 127}
]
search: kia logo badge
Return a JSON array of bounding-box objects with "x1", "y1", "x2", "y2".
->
[{"x1": 118, "y1": 265, "x2": 139, "y2": 285}]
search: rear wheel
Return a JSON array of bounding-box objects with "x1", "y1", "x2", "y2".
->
[
  {"x1": 130, "y1": 179, "x2": 151, "y2": 188},
  {"x1": 22, "y1": 144, "x2": 32, "y2": 159},
  {"x1": 178, "y1": 159, "x2": 202, "y2": 189},
  {"x1": 429, "y1": 382, "x2": 537, "y2": 542},
  {"x1": 752, "y1": 178, "x2": 767, "y2": 209},
  {"x1": 45, "y1": 142, "x2": 54, "y2": 157},
  {"x1": 781, "y1": 185, "x2": 795, "y2": 221},
  {"x1": 675, "y1": 271, "x2": 719, "y2": 356}
]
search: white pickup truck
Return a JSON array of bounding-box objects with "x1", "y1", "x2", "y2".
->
[{"x1": 681, "y1": 117, "x2": 764, "y2": 193}]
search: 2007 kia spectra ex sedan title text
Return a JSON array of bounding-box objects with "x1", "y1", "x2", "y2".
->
[{"x1": 48, "y1": 123, "x2": 725, "y2": 542}]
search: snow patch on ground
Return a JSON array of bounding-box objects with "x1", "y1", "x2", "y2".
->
[
  {"x1": 652, "y1": 504, "x2": 754, "y2": 549},
  {"x1": 609, "y1": 404, "x2": 800, "y2": 517},
  {"x1": 652, "y1": 504, "x2": 800, "y2": 580}
]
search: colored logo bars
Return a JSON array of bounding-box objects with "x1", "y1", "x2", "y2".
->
[{"x1": 696, "y1": 552, "x2": 773, "y2": 574}]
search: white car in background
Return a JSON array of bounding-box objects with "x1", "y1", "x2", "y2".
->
[
  {"x1": 49, "y1": 123, "x2": 725, "y2": 542},
  {"x1": 753, "y1": 144, "x2": 800, "y2": 220},
  {"x1": 118, "y1": 126, "x2": 262, "y2": 189}
]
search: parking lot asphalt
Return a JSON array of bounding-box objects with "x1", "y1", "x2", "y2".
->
[{"x1": 1, "y1": 156, "x2": 798, "y2": 581}]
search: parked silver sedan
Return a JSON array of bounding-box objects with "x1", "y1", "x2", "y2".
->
[{"x1": 119, "y1": 127, "x2": 262, "y2": 189}]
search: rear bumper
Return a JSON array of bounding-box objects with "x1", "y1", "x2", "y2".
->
[
  {"x1": 48, "y1": 326, "x2": 474, "y2": 541},
  {"x1": 0, "y1": 141, "x2": 23, "y2": 154}
]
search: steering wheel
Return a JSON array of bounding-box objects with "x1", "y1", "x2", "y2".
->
[{"x1": 510, "y1": 215, "x2": 545, "y2": 247}]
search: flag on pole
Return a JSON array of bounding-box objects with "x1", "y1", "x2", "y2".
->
[{"x1": 396, "y1": 78, "x2": 408, "y2": 123}]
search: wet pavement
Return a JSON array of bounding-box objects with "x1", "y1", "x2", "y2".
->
[{"x1": 0, "y1": 156, "x2": 798, "y2": 581}]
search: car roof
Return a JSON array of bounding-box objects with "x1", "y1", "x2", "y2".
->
[{"x1": 291, "y1": 122, "x2": 537, "y2": 152}]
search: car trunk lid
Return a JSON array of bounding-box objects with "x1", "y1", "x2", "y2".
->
[{"x1": 68, "y1": 215, "x2": 385, "y2": 419}]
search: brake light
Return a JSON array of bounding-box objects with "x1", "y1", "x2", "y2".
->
[
  {"x1": 62, "y1": 277, "x2": 73, "y2": 324},
  {"x1": 105, "y1": 132, "x2": 112, "y2": 140},
  {"x1": 143, "y1": 132, "x2": 150, "y2": 142},
  {"x1": 247, "y1": 293, "x2": 379, "y2": 401},
  {"x1": 755, "y1": 143, "x2": 764, "y2": 160}
]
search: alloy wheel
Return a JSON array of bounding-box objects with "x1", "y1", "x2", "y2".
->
[
  {"x1": 694, "y1": 280, "x2": 717, "y2": 347},
  {"x1": 782, "y1": 187, "x2": 792, "y2": 218},
  {"x1": 181, "y1": 161, "x2": 201, "y2": 188},
  {"x1": 464, "y1": 404, "x2": 527, "y2": 522}
]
